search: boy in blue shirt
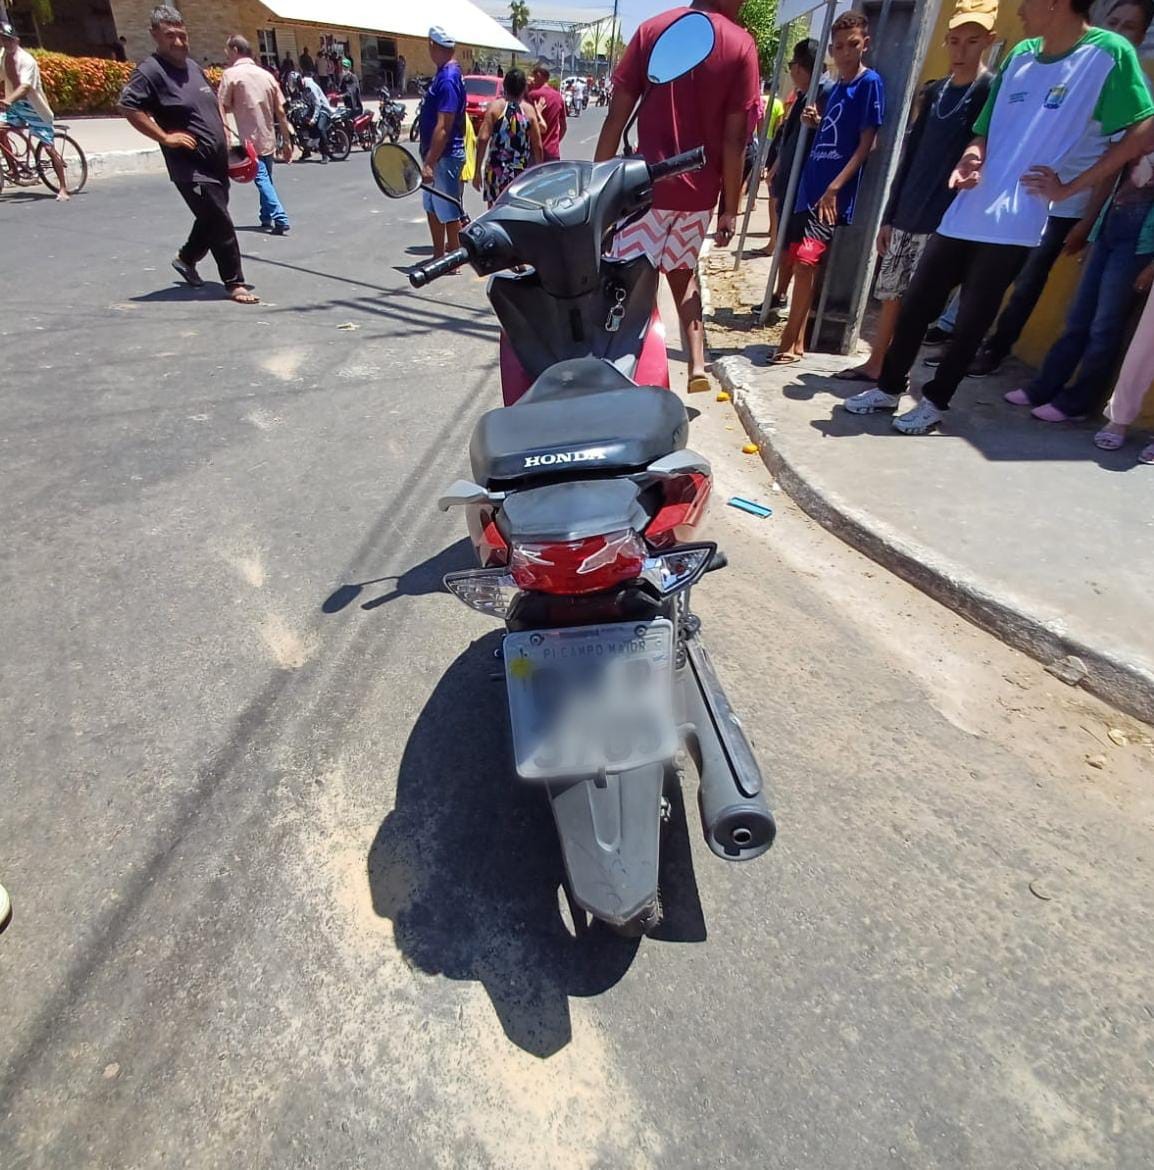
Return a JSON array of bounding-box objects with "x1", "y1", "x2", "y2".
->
[{"x1": 774, "y1": 11, "x2": 885, "y2": 365}]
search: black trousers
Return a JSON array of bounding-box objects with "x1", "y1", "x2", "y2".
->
[
  {"x1": 984, "y1": 214, "x2": 1077, "y2": 362},
  {"x1": 878, "y1": 233, "x2": 1030, "y2": 410},
  {"x1": 175, "y1": 179, "x2": 244, "y2": 288}
]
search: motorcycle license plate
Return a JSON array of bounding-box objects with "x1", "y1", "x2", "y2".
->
[{"x1": 504, "y1": 620, "x2": 678, "y2": 780}]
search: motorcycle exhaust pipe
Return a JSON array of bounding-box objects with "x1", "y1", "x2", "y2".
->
[{"x1": 682, "y1": 636, "x2": 776, "y2": 861}]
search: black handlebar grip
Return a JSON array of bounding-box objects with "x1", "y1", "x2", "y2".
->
[
  {"x1": 408, "y1": 246, "x2": 470, "y2": 288},
  {"x1": 648, "y1": 148, "x2": 707, "y2": 183}
]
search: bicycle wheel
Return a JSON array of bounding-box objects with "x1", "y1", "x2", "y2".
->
[
  {"x1": 328, "y1": 125, "x2": 352, "y2": 161},
  {"x1": 36, "y1": 133, "x2": 88, "y2": 194},
  {"x1": 2, "y1": 132, "x2": 40, "y2": 186}
]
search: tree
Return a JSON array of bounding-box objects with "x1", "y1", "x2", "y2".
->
[
  {"x1": 739, "y1": 0, "x2": 780, "y2": 76},
  {"x1": 509, "y1": 0, "x2": 530, "y2": 67}
]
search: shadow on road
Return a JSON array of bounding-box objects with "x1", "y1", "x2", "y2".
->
[
  {"x1": 366, "y1": 632, "x2": 650, "y2": 1058},
  {"x1": 322, "y1": 539, "x2": 475, "y2": 613}
]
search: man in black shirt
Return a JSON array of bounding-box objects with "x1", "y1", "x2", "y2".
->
[
  {"x1": 339, "y1": 58, "x2": 363, "y2": 114},
  {"x1": 117, "y1": 6, "x2": 258, "y2": 303}
]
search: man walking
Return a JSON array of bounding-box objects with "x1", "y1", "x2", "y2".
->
[
  {"x1": 595, "y1": 0, "x2": 760, "y2": 394},
  {"x1": 219, "y1": 35, "x2": 293, "y2": 234},
  {"x1": 419, "y1": 26, "x2": 467, "y2": 262},
  {"x1": 528, "y1": 61, "x2": 567, "y2": 161},
  {"x1": 0, "y1": 21, "x2": 72, "y2": 200},
  {"x1": 118, "y1": 6, "x2": 258, "y2": 303}
]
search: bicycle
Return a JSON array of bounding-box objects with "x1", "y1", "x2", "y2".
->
[{"x1": 0, "y1": 120, "x2": 89, "y2": 194}]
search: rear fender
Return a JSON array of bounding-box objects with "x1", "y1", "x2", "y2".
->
[{"x1": 547, "y1": 764, "x2": 664, "y2": 927}]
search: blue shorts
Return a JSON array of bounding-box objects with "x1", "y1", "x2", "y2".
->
[
  {"x1": 422, "y1": 154, "x2": 465, "y2": 224},
  {"x1": 0, "y1": 100, "x2": 54, "y2": 146}
]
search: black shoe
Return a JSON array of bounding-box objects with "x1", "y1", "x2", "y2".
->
[
  {"x1": 924, "y1": 325, "x2": 952, "y2": 345},
  {"x1": 967, "y1": 348, "x2": 1002, "y2": 378},
  {"x1": 923, "y1": 348, "x2": 943, "y2": 368},
  {"x1": 300, "y1": 149, "x2": 312, "y2": 160},
  {"x1": 171, "y1": 257, "x2": 205, "y2": 288},
  {"x1": 271, "y1": 223, "x2": 290, "y2": 236}
]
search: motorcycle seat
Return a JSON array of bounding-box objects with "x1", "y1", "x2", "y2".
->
[{"x1": 470, "y1": 358, "x2": 688, "y2": 487}]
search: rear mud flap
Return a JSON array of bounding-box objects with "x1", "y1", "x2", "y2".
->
[{"x1": 547, "y1": 764, "x2": 663, "y2": 928}]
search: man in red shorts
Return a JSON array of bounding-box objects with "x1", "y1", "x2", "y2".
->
[{"x1": 594, "y1": 1, "x2": 760, "y2": 394}]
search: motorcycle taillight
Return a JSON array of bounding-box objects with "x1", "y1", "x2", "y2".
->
[
  {"x1": 510, "y1": 530, "x2": 646, "y2": 595},
  {"x1": 645, "y1": 472, "x2": 711, "y2": 549}
]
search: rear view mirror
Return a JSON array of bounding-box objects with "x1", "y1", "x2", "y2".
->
[
  {"x1": 371, "y1": 143, "x2": 422, "y2": 198},
  {"x1": 646, "y1": 11, "x2": 716, "y2": 84}
]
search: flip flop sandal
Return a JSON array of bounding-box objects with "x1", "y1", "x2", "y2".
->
[
  {"x1": 1140, "y1": 442, "x2": 1154, "y2": 464},
  {"x1": 687, "y1": 374, "x2": 712, "y2": 394},
  {"x1": 1093, "y1": 429, "x2": 1126, "y2": 451},
  {"x1": 172, "y1": 258, "x2": 205, "y2": 288},
  {"x1": 833, "y1": 367, "x2": 873, "y2": 382},
  {"x1": 771, "y1": 353, "x2": 802, "y2": 367},
  {"x1": 227, "y1": 285, "x2": 260, "y2": 304}
]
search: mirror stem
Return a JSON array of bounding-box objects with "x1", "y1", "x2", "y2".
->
[{"x1": 420, "y1": 184, "x2": 471, "y2": 226}]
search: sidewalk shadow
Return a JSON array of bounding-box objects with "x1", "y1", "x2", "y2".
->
[
  {"x1": 367, "y1": 631, "x2": 642, "y2": 1057},
  {"x1": 322, "y1": 539, "x2": 475, "y2": 613},
  {"x1": 809, "y1": 397, "x2": 1143, "y2": 470}
]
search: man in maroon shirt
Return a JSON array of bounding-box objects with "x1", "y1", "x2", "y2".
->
[
  {"x1": 595, "y1": 0, "x2": 759, "y2": 393},
  {"x1": 528, "y1": 62, "x2": 567, "y2": 161}
]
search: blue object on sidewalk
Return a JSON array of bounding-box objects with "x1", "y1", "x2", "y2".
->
[{"x1": 728, "y1": 497, "x2": 773, "y2": 518}]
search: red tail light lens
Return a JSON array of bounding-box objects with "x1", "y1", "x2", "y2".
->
[
  {"x1": 510, "y1": 529, "x2": 647, "y2": 595},
  {"x1": 646, "y1": 472, "x2": 711, "y2": 549}
]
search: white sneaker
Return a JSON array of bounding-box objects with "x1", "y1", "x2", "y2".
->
[
  {"x1": 0, "y1": 882, "x2": 10, "y2": 930},
  {"x1": 844, "y1": 388, "x2": 900, "y2": 414},
  {"x1": 893, "y1": 399, "x2": 944, "y2": 434}
]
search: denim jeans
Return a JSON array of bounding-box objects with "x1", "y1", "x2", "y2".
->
[
  {"x1": 984, "y1": 214, "x2": 1077, "y2": 361},
  {"x1": 255, "y1": 156, "x2": 289, "y2": 228},
  {"x1": 1027, "y1": 199, "x2": 1152, "y2": 416}
]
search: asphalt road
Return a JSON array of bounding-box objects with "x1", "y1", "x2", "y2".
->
[{"x1": 2, "y1": 111, "x2": 1153, "y2": 1170}]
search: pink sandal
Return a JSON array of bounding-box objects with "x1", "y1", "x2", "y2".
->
[
  {"x1": 1140, "y1": 441, "x2": 1154, "y2": 465},
  {"x1": 1004, "y1": 388, "x2": 1031, "y2": 406},
  {"x1": 1094, "y1": 428, "x2": 1126, "y2": 451},
  {"x1": 1031, "y1": 403, "x2": 1080, "y2": 423}
]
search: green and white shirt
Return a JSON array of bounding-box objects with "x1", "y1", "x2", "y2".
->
[{"x1": 939, "y1": 28, "x2": 1154, "y2": 247}]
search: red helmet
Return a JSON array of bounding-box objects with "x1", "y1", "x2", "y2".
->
[{"x1": 228, "y1": 138, "x2": 259, "y2": 183}]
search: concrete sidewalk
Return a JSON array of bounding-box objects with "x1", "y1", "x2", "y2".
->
[
  {"x1": 57, "y1": 103, "x2": 421, "y2": 181},
  {"x1": 703, "y1": 248, "x2": 1154, "y2": 725}
]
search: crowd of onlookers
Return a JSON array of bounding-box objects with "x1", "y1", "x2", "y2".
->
[{"x1": 758, "y1": 0, "x2": 1154, "y2": 462}]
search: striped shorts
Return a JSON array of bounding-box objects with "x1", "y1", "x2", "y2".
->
[
  {"x1": 0, "y1": 99, "x2": 54, "y2": 146},
  {"x1": 611, "y1": 208, "x2": 713, "y2": 273}
]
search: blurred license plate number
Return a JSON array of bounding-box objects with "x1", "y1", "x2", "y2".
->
[{"x1": 504, "y1": 620, "x2": 677, "y2": 779}]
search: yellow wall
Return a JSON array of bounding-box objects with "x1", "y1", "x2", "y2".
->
[{"x1": 919, "y1": 6, "x2": 1154, "y2": 425}]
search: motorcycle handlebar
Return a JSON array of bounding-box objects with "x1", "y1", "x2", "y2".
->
[
  {"x1": 647, "y1": 148, "x2": 706, "y2": 184},
  {"x1": 408, "y1": 246, "x2": 470, "y2": 288}
]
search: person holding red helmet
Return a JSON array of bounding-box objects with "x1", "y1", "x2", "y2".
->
[
  {"x1": 118, "y1": 5, "x2": 258, "y2": 304},
  {"x1": 219, "y1": 34, "x2": 294, "y2": 235}
]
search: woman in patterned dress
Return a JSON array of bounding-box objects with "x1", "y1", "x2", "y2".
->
[{"x1": 473, "y1": 68, "x2": 543, "y2": 207}]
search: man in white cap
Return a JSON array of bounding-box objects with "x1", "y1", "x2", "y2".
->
[{"x1": 419, "y1": 25, "x2": 467, "y2": 261}]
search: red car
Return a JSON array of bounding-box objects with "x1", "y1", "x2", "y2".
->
[{"x1": 463, "y1": 74, "x2": 503, "y2": 126}]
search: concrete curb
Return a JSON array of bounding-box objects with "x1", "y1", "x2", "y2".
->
[
  {"x1": 86, "y1": 148, "x2": 166, "y2": 180},
  {"x1": 710, "y1": 347, "x2": 1154, "y2": 727}
]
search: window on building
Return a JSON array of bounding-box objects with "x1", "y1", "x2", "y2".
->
[{"x1": 257, "y1": 29, "x2": 279, "y2": 69}]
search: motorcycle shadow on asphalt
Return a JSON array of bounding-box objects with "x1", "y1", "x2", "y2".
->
[{"x1": 366, "y1": 628, "x2": 708, "y2": 1058}]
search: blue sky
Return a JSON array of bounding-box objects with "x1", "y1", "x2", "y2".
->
[{"x1": 617, "y1": 0, "x2": 673, "y2": 37}]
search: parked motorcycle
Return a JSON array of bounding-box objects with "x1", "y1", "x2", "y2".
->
[
  {"x1": 348, "y1": 109, "x2": 377, "y2": 150},
  {"x1": 409, "y1": 80, "x2": 429, "y2": 142},
  {"x1": 377, "y1": 93, "x2": 407, "y2": 144},
  {"x1": 325, "y1": 106, "x2": 358, "y2": 161},
  {"x1": 286, "y1": 98, "x2": 351, "y2": 161},
  {"x1": 368, "y1": 11, "x2": 774, "y2": 938}
]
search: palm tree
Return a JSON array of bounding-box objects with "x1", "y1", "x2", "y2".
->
[{"x1": 509, "y1": 0, "x2": 530, "y2": 67}]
